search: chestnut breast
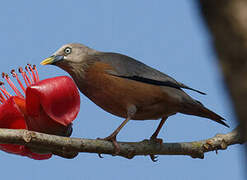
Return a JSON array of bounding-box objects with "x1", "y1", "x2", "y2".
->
[{"x1": 80, "y1": 61, "x2": 179, "y2": 120}]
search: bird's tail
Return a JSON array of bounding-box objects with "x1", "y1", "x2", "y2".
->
[{"x1": 180, "y1": 100, "x2": 229, "y2": 128}]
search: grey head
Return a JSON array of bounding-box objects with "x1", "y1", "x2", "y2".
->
[{"x1": 41, "y1": 43, "x2": 98, "y2": 75}]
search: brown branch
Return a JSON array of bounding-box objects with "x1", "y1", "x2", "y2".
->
[{"x1": 0, "y1": 126, "x2": 245, "y2": 160}]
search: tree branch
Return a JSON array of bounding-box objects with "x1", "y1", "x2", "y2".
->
[{"x1": 0, "y1": 127, "x2": 245, "y2": 160}]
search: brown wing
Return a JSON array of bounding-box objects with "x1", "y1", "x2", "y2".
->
[{"x1": 93, "y1": 52, "x2": 206, "y2": 95}]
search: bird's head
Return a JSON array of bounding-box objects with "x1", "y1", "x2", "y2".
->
[{"x1": 41, "y1": 43, "x2": 97, "y2": 74}]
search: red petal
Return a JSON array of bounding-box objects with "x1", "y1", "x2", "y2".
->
[
  {"x1": 0, "y1": 96, "x2": 26, "y2": 129},
  {"x1": 0, "y1": 97, "x2": 51, "y2": 160},
  {"x1": 25, "y1": 76, "x2": 80, "y2": 135},
  {"x1": 22, "y1": 147, "x2": 52, "y2": 160},
  {"x1": 0, "y1": 144, "x2": 52, "y2": 160}
]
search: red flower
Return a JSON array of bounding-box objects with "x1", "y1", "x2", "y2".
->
[{"x1": 0, "y1": 64, "x2": 80, "y2": 160}]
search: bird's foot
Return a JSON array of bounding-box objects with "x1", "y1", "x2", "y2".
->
[
  {"x1": 98, "y1": 134, "x2": 120, "y2": 155},
  {"x1": 149, "y1": 136, "x2": 163, "y2": 162},
  {"x1": 150, "y1": 136, "x2": 163, "y2": 145},
  {"x1": 150, "y1": 154, "x2": 159, "y2": 162}
]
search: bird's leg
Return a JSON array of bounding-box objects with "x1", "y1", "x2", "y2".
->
[
  {"x1": 101, "y1": 105, "x2": 136, "y2": 155},
  {"x1": 102, "y1": 117, "x2": 130, "y2": 154},
  {"x1": 149, "y1": 116, "x2": 167, "y2": 162},
  {"x1": 150, "y1": 116, "x2": 167, "y2": 144}
]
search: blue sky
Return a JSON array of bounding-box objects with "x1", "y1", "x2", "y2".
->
[{"x1": 0, "y1": 0, "x2": 244, "y2": 179}]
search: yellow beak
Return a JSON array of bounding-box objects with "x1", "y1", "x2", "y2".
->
[
  {"x1": 40, "y1": 56, "x2": 55, "y2": 65},
  {"x1": 40, "y1": 55, "x2": 64, "y2": 65}
]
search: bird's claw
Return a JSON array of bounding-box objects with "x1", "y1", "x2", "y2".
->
[
  {"x1": 150, "y1": 136, "x2": 163, "y2": 145},
  {"x1": 96, "y1": 138, "x2": 105, "y2": 158},
  {"x1": 98, "y1": 153, "x2": 104, "y2": 158},
  {"x1": 98, "y1": 135, "x2": 120, "y2": 155},
  {"x1": 149, "y1": 154, "x2": 159, "y2": 162},
  {"x1": 148, "y1": 136, "x2": 162, "y2": 162}
]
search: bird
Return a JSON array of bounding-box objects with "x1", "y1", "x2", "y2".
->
[{"x1": 41, "y1": 43, "x2": 229, "y2": 156}]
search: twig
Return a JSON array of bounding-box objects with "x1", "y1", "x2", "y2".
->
[{"x1": 0, "y1": 126, "x2": 245, "y2": 160}]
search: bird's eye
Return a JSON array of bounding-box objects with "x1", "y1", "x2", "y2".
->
[{"x1": 64, "y1": 47, "x2": 72, "y2": 55}]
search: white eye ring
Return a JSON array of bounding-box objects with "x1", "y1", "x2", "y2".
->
[{"x1": 64, "y1": 47, "x2": 72, "y2": 54}]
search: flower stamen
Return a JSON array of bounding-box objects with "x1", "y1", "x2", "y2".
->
[
  {"x1": 33, "y1": 65, "x2": 39, "y2": 82},
  {"x1": 0, "y1": 82, "x2": 7, "y2": 103},
  {"x1": 25, "y1": 66, "x2": 34, "y2": 84},
  {"x1": 19, "y1": 67, "x2": 31, "y2": 86},
  {"x1": 0, "y1": 64, "x2": 41, "y2": 103},
  {"x1": 0, "y1": 82, "x2": 11, "y2": 99},
  {"x1": 0, "y1": 87, "x2": 10, "y2": 99},
  {"x1": 0, "y1": 93, "x2": 5, "y2": 103},
  {"x1": 11, "y1": 69, "x2": 26, "y2": 95},
  {"x1": 2, "y1": 73, "x2": 23, "y2": 98},
  {"x1": 28, "y1": 64, "x2": 37, "y2": 83}
]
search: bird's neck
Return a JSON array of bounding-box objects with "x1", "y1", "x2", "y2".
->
[{"x1": 66, "y1": 59, "x2": 97, "y2": 89}]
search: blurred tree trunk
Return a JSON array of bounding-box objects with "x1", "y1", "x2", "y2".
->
[{"x1": 198, "y1": 0, "x2": 247, "y2": 147}]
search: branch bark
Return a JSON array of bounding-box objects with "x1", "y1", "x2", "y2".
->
[{"x1": 0, "y1": 127, "x2": 245, "y2": 160}]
